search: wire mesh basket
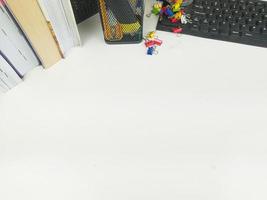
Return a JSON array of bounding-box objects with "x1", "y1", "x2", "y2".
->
[
  {"x1": 70, "y1": 0, "x2": 99, "y2": 24},
  {"x1": 98, "y1": 0, "x2": 144, "y2": 44}
]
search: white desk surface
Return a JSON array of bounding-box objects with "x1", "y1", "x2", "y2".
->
[{"x1": 0, "y1": 1, "x2": 267, "y2": 200}]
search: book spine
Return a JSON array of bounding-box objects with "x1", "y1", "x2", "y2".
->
[{"x1": 0, "y1": 50, "x2": 22, "y2": 89}]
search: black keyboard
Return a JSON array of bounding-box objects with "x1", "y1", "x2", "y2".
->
[{"x1": 157, "y1": 0, "x2": 267, "y2": 48}]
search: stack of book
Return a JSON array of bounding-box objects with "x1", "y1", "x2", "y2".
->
[{"x1": 0, "y1": 0, "x2": 98, "y2": 92}]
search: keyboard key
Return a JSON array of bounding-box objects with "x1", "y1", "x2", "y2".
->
[
  {"x1": 210, "y1": 26, "x2": 218, "y2": 34},
  {"x1": 191, "y1": 24, "x2": 200, "y2": 31},
  {"x1": 220, "y1": 21, "x2": 230, "y2": 35},
  {"x1": 231, "y1": 30, "x2": 240, "y2": 37}
]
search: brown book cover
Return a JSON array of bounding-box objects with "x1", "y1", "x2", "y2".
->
[{"x1": 5, "y1": 0, "x2": 62, "y2": 68}]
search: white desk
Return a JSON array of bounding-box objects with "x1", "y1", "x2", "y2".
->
[{"x1": 0, "y1": 2, "x2": 267, "y2": 200}]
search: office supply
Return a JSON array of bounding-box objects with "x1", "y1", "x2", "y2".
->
[
  {"x1": 70, "y1": 0, "x2": 99, "y2": 24},
  {"x1": 98, "y1": 0, "x2": 144, "y2": 44},
  {"x1": 144, "y1": 31, "x2": 162, "y2": 55},
  {"x1": 5, "y1": 0, "x2": 62, "y2": 68},
  {"x1": 0, "y1": 51, "x2": 22, "y2": 90},
  {"x1": 157, "y1": 0, "x2": 267, "y2": 48},
  {"x1": 0, "y1": 0, "x2": 39, "y2": 77},
  {"x1": 99, "y1": 0, "x2": 123, "y2": 41}
]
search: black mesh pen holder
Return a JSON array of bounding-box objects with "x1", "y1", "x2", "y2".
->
[
  {"x1": 70, "y1": 0, "x2": 99, "y2": 24},
  {"x1": 98, "y1": 0, "x2": 144, "y2": 44}
]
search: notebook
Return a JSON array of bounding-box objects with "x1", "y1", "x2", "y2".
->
[
  {"x1": 0, "y1": 0, "x2": 39, "y2": 76},
  {"x1": 5, "y1": 0, "x2": 62, "y2": 68}
]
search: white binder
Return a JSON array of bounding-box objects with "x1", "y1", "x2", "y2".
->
[{"x1": 38, "y1": 0, "x2": 81, "y2": 56}]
